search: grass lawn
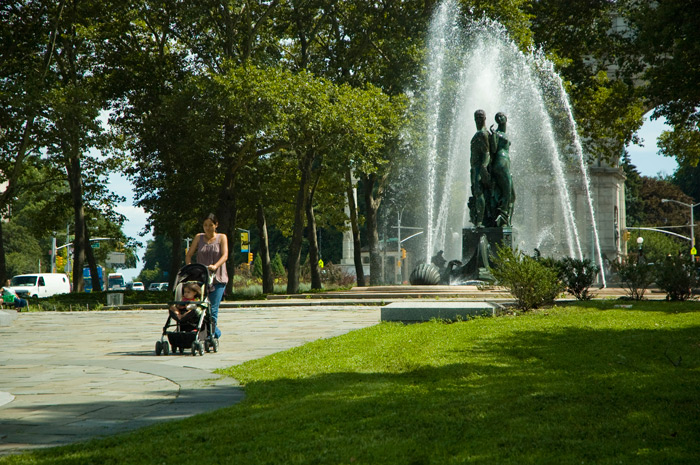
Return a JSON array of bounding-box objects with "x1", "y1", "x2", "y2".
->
[{"x1": 3, "y1": 302, "x2": 700, "y2": 464}]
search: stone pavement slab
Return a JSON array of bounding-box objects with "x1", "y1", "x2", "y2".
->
[{"x1": 0, "y1": 306, "x2": 380, "y2": 456}]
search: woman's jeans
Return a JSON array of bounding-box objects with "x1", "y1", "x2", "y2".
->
[{"x1": 209, "y1": 282, "x2": 225, "y2": 338}]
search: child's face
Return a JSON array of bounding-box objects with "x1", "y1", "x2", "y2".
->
[{"x1": 183, "y1": 288, "x2": 197, "y2": 299}]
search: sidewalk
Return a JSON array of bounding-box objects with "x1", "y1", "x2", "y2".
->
[{"x1": 0, "y1": 305, "x2": 380, "y2": 456}]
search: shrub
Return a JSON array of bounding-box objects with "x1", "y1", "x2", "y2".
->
[
  {"x1": 271, "y1": 253, "x2": 286, "y2": 278},
  {"x1": 320, "y1": 262, "x2": 356, "y2": 287},
  {"x1": 655, "y1": 255, "x2": 698, "y2": 301},
  {"x1": 611, "y1": 255, "x2": 654, "y2": 300},
  {"x1": 490, "y1": 246, "x2": 564, "y2": 311},
  {"x1": 252, "y1": 254, "x2": 263, "y2": 278},
  {"x1": 557, "y1": 257, "x2": 600, "y2": 300}
]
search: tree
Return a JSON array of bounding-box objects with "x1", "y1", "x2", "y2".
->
[
  {"x1": 625, "y1": 0, "x2": 700, "y2": 167},
  {"x1": 672, "y1": 163, "x2": 700, "y2": 204},
  {"x1": 527, "y1": 0, "x2": 647, "y2": 163},
  {"x1": 0, "y1": 0, "x2": 65, "y2": 284},
  {"x1": 638, "y1": 177, "x2": 694, "y2": 230}
]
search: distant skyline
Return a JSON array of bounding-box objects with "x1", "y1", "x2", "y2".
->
[{"x1": 110, "y1": 112, "x2": 678, "y2": 282}]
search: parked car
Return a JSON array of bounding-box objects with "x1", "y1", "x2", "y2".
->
[
  {"x1": 148, "y1": 282, "x2": 168, "y2": 291},
  {"x1": 131, "y1": 281, "x2": 145, "y2": 291}
]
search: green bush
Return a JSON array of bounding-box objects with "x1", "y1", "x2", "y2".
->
[
  {"x1": 271, "y1": 253, "x2": 286, "y2": 277},
  {"x1": 654, "y1": 255, "x2": 698, "y2": 301},
  {"x1": 490, "y1": 246, "x2": 564, "y2": 311},
  {"x1": 557, "y1": 257, "x2": 600, "y2": 300},
  {"x1": 252, "y1": 254, "x2": 263, "y2": 278},
  {"x1": 611, "y1": 255, "x2": 655, "y2": 300}
]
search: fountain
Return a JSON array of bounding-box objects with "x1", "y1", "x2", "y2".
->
[{"x1": 418, "y1": 0, "x2": 606, "y2": 285}]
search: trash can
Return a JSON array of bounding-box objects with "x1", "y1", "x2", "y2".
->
[{"x1": 106, "y1": 291, "x2": 124, "y2": 306}]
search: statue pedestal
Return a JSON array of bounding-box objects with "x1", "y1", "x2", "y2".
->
[
  {"x1": 453, "y1": 227, "x2": 512, "y2": 281},
  {"x1": 462, "y1": 227, "x2": 512, "y2": 261}
]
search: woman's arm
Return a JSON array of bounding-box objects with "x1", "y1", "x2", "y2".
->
[
  {"x1": 210, "y1": 233, "x2": 229, "y2": 270},
  {"x1": 185, "y1": 234, "x2": 200, "y2": 265}
]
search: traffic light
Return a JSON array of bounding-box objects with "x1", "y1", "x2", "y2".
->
[
  {"x1": 56, "y1": 256, "x2": 64, "y2": 269},
  {"x1": 622, "y1": 230, "x2": 631, "y2": 242},
  {"x1": 248, "y1": 252, "x2": 253, "y2": 264},
  {"x1": 401, "y1": 248, "x2": 407, "y2": 259}
]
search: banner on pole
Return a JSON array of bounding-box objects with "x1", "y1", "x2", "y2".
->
[{"x1": 241, "y1": 232, "x2": 249, "y2": 252}]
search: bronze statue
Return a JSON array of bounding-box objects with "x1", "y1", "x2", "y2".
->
[
  {"x1": 489, "y1": 112, "x2": 515, "y2": 226},
  {"x1": 468, "y1": 110, "x2": 515, "y2": 228},
  {"x1": 468, "y1": 109, "x2": 491, "y2": 227}
]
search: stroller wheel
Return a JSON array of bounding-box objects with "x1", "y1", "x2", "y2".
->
[
  {"x1": 179, "y1": 346, "x2": 184, "y2": 354},
  {"x1": 191, "y1": 341, "x2": 198, "y2": 356},
  {"x1": 155, "y1": 341, "x2": 163, "y2": 356},
  {"x1": 205, "y1": 341, "x2": 210, "y2": 353},
  {"x1": 163, "y1": 341, "x2": 170, "y2": 356},
  {"x1": 212, "y1": 338, "x2": 219, "y2": 353},
  {"x1": 197, "y1": 341, "x2": 204, "y2": 356}
]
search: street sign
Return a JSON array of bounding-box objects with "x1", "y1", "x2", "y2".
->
[
  {"x1": 241, "y1": 232, "x2": 249, "y2": 252},
  {"x1": 691, "y1": 247, "x2": 697, "y2": 256},
  {"x1": 107, "y1": 252, "x2": 126, "y2": 264},
  {"x1": 91, "y1": 242, "x2": 100, "y2": 249}
]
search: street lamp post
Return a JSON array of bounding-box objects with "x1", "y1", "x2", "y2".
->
[
  {"x1": 661, "y1": 199, "x2": 700, "y2": 259},
  {"x1": 636, "y1": 236, "x2": 644, "y2": 260}
]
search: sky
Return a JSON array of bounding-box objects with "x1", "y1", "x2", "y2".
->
[{"x1": 109, "y1": 112, "x2": 677, "y2": 282}]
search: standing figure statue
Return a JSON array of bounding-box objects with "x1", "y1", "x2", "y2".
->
[
  {"x1": 468, "y1": 109, "x2": 491, "y2": 227},
  {"x1": 489, "y1": 112, "x2": 515, "y2": 226}
]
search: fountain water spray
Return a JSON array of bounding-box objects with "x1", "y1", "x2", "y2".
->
[{"x1": 421, "y1": 0, "x2": 605, "y2": 284}]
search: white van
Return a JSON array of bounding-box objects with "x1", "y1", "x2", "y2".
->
[{"x1": 8, "y1": 273, "x2": 71, "y2": 298}]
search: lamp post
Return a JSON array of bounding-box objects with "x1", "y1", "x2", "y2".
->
[{"x1": 661, "y1": 199, "x2": 700, "y2": 259}]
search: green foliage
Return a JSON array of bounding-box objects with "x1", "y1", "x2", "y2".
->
[
  {"x1": 621, "y1": 152, "x2": 644, "y2": 226},
  {"x1": 271, "y1": 253, "x2": 285, "y2": 278},
  {"x1": 611, "y1": 255, "x2": 655, "y2": 300},
  {"x1": 490, "y1": 246, "x2": 565, "y2": 310},
  {"x1": 627, "y1": 230, "x2": 684, "y2": 265},
  {"x1": 252, "y1": 253, "x2": 263, "y2": 279},
  {"x1": 654, "y1": 255, "x2": 698, "y2": 301},
  {"x1": 627, "y1": 1, "x2": 700, "y2": 167},
  {"x1": 557, "y1": 257, "x2": 600, "y2": 300},
  {"x1": 3, "y1": 222, "x2": 43, "y2": 276},
  {"x1": 672, "y1": 162, "x2": 700, "y2": 204}
]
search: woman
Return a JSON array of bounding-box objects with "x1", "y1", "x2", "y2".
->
[{"x1": 186, "y1": 213, "x2": 228, "y2": 338}]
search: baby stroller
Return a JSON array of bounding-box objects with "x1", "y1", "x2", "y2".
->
[{"x1": 155, "y1": 264, "x2": 219, "y2": 356}]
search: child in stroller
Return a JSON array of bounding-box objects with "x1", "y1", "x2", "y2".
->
[
  {"x1": 169, "y1": 282, "x2": 202, "y2": 321},
  {"x1": 155, "y1": 264, "x2": 219, "y2": 356}
]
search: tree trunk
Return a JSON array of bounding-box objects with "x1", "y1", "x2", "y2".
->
[
  {"x1": 287, "y1": 154, "x2": 312, "y2": 294},
  {"x1": 256, "y1": 203, "x2": 274, "y2": 294},
  {"x1": 306, "y1": 156, "x2": 323, "y2": 290},
  {"x1": 0, "y1": 221, "x2": 6, "y2": 285},
  {"x1": 168, "y1": 227, "x2": 182, "y2": 290},
  {"x1": 345, "y1": 168, "x2": 365, "y2": 286},
  {"x1": 362, "y1": 173, "x2": 383, "y2": 285},
  {"x1": 66, "y1": 155, "x2": 86, "y2": 292},
  {"x1": 306, "y1": 199, "x2": 322, "y2": 290},
  {"x1": 216, "y1": 171, "x2": 238, "y2": 295},
  {"x1": 83, "y1": 224, "x2": 101, "y2": 291}
]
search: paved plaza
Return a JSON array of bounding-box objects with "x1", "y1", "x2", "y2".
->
[{"x1": 0, "y1": 305, "x2": 380, "y2": 456}]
